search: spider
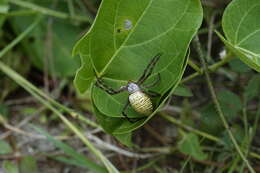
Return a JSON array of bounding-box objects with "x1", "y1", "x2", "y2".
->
[{"x1": 94, "y1": 53, "x2": 162, "y2": 122}]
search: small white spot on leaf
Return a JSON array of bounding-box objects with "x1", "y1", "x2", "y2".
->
[{"x1": 124, "y1": 19, "x2": 132, "y2": 30}]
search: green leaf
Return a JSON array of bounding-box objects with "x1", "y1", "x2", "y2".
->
[
  {"x1": 199, "y1": 104, "x2": 223, "y2": 135},
  {"x1": 178, "y1": 133, "x2": 207, "y2": 160},
  {"x1": 90, "y1": 0, "x2": 202, "y2": 118},
  {"x1": 228, "y1": 58, "x2": 251, "y2": 73},
  {"x1": 245, "y1": 74, "x2": 260, "y2": 100},
  {"x1": 199, "y1": 89, "x2": 242, "y2": 135},
  {"x1": 93, "y1": 54, "x2": 189, "y2": 134},
  {"x1": 173, "y1": 84, "x2": 193, "y2": 97},
  {"x1": 74, "y1": 0, "x2": 202, "y2": 133},
  {"x1": 73, "y1": 34, "x2": 94, "y2": 93},
  {"x1": 19, "y1": 156, "x2": 38, "y2": 173},
  {"x1": 93, "y1": 103, "x2": 145, "y2": 134},
  {"x1": 0, "y1": 140, "x2": 12, "y2": 154},
  {"x1": 2, "y1": 161, "x2": 18, "y2": 173},
  {"x1": 218, "y1": 89, "x2": 242, "y2": 121},
  {"x1": 221, "y1": 125, "x2": 245, "y2": 150},
  {"x1": 221, "y1": 0, "x2": 260, "y2": 72},
  {"x1": 114, "y1": 132, "x2": 133, "y2": 147}
]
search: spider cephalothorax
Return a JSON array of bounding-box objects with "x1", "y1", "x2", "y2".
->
[{"x1": 94, "y1": 53, "x2": 162, "y2": 122}]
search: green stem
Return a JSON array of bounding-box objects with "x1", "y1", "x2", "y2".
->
[
  {"x1": 0, "y1": 16, "x2": 41, "y2": 58},
  {"x1": 2, "y1": 10, "x2": 37, "y2": 16},
  {"x1": 181, "y1": 52, "x2": 233, "y2": 83},
  {"x1": 193, "y1": 35, "x2": 255, "y2": 173},
  {"x1": 8, "y1": 0, "x2": 92, "y2": 23},
  {"x1": 188, "y1": 60, "x2": 202, "y2": 73}
]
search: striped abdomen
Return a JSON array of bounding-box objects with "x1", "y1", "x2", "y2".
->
[{"x1": 129, "y1": 91, "x2": 153, "y2": 115}]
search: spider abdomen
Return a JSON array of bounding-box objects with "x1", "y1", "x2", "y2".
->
[{"x1": 129, "y1": 91, "x2": 153, "y2": 115}]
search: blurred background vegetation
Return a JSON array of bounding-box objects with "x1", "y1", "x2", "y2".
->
[{"x1": 0, "y1": 0, "x2": 260, "y2": 172}]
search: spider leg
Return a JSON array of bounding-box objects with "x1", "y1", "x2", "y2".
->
[
  {"x1": 142, "y1": 73, "x2": 161, "y2": 88},
  {"x1": 137, "y1": 53, "x2": 162, "y2": 85},
  {"x1": 122, "y1": 100, "x2": 134, "y2": 122},
  {"x1": 94, "y1": 70, "x2": 126, "y2": 95}
]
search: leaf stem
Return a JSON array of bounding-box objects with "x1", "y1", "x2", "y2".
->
[
  {"x1": 193, "y1": 35, "x2": 255, "y2": 173},
  {"x1": 181, "y1": 52, "x2": 233, "y2": 83},
  {"x1": 187, "y1": 60, "x2": 202, "y2": 73}
]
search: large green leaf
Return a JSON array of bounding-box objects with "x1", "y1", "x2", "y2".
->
[
  {"x1": 74, "y1": 0, "x2": 202, "y2": 132},
  {"x1": 93, "y1": 54, "x2": 188, "y2": 134},
  {"x1": 221, "y1": 0, "x2": 260, "y2": 72}
]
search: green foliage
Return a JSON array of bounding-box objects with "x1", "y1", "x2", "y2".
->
[
  {"x1": 9, "y1": 0, "x2": 81, "y2": 77},
  {"x1": 218, "y1": 90, "x2": 242, "y2": 121},
  {"x1": 173, "y1": 85, "x2": 193, "y2": 97},
  {"x1": 114, "y1": 132, "x2": 133, "y2": 147},
  {"x1": 19, "y1": 156, "x2": 39, "y2": 173},
  {"x1": 2, "y1": 161, "x2": 19, "y2": 173},
  {"x1": 245, "y1": 74, "x2": 260, "y2": 100},
  {"x1": 74, "y1": 0, "x2": 203, "y2": 135},
  {"x1": 1, "y1": 0, "x2": 260, "y2": 172},
  {"x1": 178, "y1": 133, "x2": 207, "y2": 160},
  {"x1": 0, "y1": 140, "x2": 12, "y2": 154},
  {"x1": 229, "y1": 58, "x2": 251, "y2": 73},
  {"x1": 220, "y1": 0, "x2": 260, "y2": 72},
  {"x1": 200, "y1": 89, "x2": 242, "y2": 135}
]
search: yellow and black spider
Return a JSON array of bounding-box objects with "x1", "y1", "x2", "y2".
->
[{"x1": 94, "y1": 53, "x2": 162, "y2": 122}]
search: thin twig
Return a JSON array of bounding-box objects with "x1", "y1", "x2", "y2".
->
[
  {"x1": 85, "y1": 133, "x2": 156, "y2": 159},
  {"x1": 0, "y1": 107, "x2": 44, "y2": 139}
]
